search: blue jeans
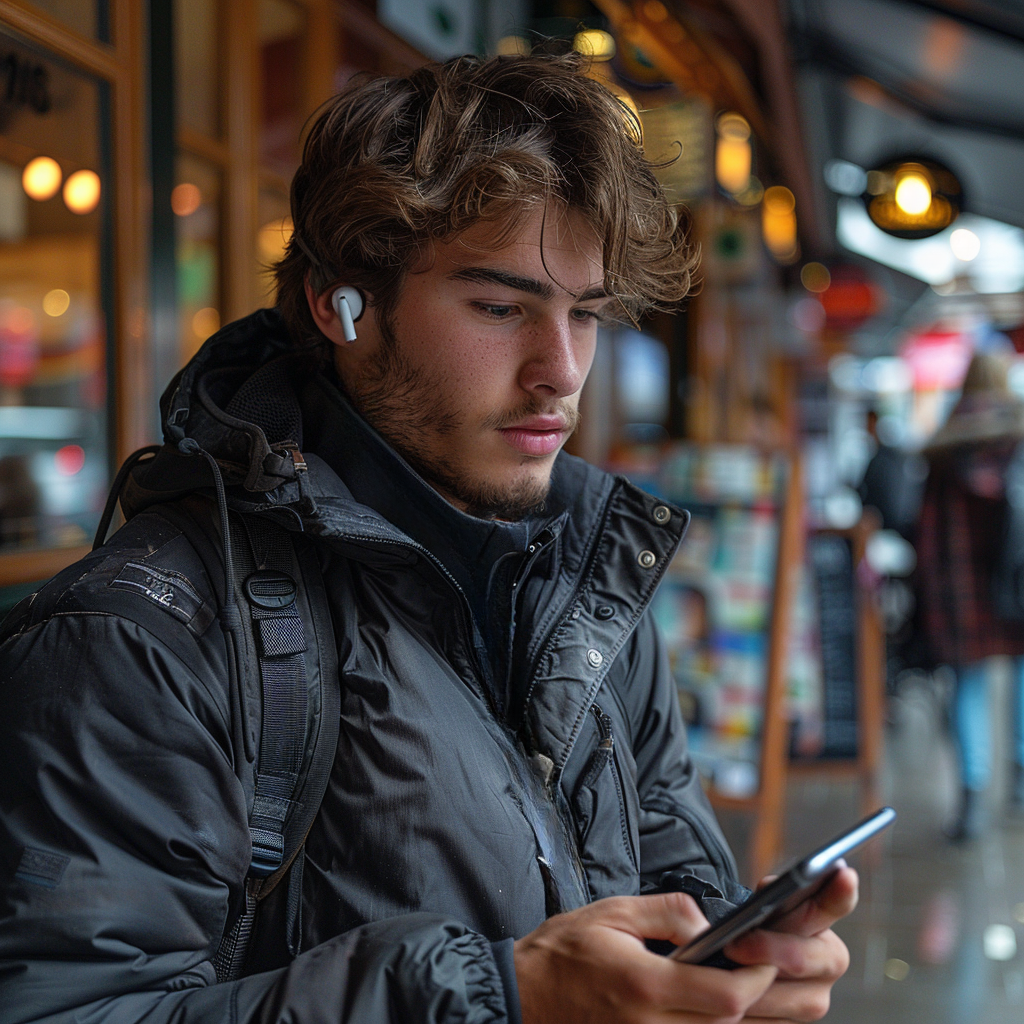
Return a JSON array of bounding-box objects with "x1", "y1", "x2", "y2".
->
[{"x1": 955, "y1": 658, "x2": 1024, "y2": 791}]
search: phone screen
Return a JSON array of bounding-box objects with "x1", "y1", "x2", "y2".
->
[{"x1": 671, "y1": 806, "x2": 896, "y2": 966}]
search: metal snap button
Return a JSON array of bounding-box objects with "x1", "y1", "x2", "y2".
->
[
  {"x1": 587, "y1": 648, "x2": 603, "y2": 668},
  {"x1": 653, "y1": 505, "x2": 671, "y2": 524},
  {"x1": 595, "y1": 605, "x2": 615, "y2": 620},
  {"x1": 638, "y1": 550, "x2": 657, "y2": 568}
]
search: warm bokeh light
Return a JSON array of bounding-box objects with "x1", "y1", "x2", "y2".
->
[
  {"x1": 171, "y1": 182, "x2": 202, "y2": 217},
  {"x1": 42, "y1": 289, "x2": 71, "y2": 317},
  {"x1": 762, "y1": 186, "x2": 798, "y2": 263},
  {"x1": 715, "y1": 113, "x2": 752, "y2": 195},
  {"x1": 800, "y1": 262, "x2": 831, "y2": 293},
  {"x1": 573, "y1": 29, "x2": 615, "y2": 60},
  {"x1": 192, "y1": 306, "x2": 220, "y2": 339},
  {"x1": 258, "y1": 217, "x2": 294, "y2": 264},
  {"x1": 763, "y1": 185, "x2": 796, "y2": 214},
  {"x1": 63, "y1": 169, "x2": 101, "y2": 214},
  {"x1": 22, "y1": 156, "x2": 62, "y2": 201},
  {"x1": 949, "y1": 227, "x2": 981, "y2": 261},
  {"x1": 894, "y1": 173, "x2": 932, "y2": 215}
]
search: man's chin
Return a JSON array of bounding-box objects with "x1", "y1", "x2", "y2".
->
[{"x1": 437, "y1": 468, "x2": 553, "y2": 521}]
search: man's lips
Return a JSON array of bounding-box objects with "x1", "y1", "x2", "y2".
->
[{"x1": 498, "y1": 417, "x2": 570, "y2": 457}]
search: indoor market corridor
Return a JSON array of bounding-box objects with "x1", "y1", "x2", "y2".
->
[{"x1": 748, "y1": 665, "x2": 1024, "y2": 1023}]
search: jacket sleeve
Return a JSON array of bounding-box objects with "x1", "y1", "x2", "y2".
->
[
  {"x1": 623, "y1": 611, "x2": 751, "y2": 908},
  {"x1": 0, "y1": 609, "x2": 511, "y2": 1024}
]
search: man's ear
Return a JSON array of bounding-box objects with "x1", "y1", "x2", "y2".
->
[{"x1": 305, "y1": 279, "x2": 347, "y2": 346}]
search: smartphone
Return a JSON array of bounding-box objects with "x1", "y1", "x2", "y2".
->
[{"x1": 671, "y1": 806, "x2": 896, "y2": 966}]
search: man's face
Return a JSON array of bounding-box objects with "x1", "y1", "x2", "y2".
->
[{"x1": 333, "y1": 205, "x2": 607, "y2": 519}]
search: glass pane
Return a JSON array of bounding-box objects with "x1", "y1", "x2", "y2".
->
[
  {"x1": 175, "y1": 153, "x2": 221, "y2": 364},
  {"x1": 175, "y1": 0, "x2": 219, "y2": 138},
  {"x1": 22, "y1": 1, "x2": 108, "y2": 42},
  {"x1": 259, "y1": 0, "x2": 306, "y2": 178},
  {"x1": 257, "y1": 187, "x2": 291, "y2": 307},
  {"x1": 0, "y1": 27, "x2": 109, "y2": 552}
]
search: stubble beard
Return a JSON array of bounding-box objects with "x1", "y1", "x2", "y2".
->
[{"x1": 348, "y1": 318, "x2": 579, "y2": 521}]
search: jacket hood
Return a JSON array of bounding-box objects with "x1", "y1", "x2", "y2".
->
[{"x1": 157, "y1": 308, "x2": 311, "y2": 490}]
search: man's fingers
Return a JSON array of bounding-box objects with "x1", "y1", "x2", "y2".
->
[
  {"x1": 764, "y1": 866, "x2": 859, "y2": 937},
  {"x1": 594, "y1": 890, "x2": 711, "y2": 947},
  {"x1": 726, "y1": 926, "x2": 850, "y2": 982},
  {"x1": 637, "y1": 961, "x2": 779, "y2": 1017},
  {"x1": 742, "y1": 976, "x2": 836, "y2": 1022}
]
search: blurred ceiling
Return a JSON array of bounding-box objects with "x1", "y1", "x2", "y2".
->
[{"x1": 789, "y1": 0, "x2": 1024, "y2": 238}]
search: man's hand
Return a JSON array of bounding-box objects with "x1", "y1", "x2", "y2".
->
[
  {"x1": 723, "y1": 866, "x2": 859, "y2": 1022},
  {"x1": 514, "y1": 891, "x2": 778, "y2": 1024}
]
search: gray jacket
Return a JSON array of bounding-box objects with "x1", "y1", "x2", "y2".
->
[{"x1": 0, "y1": 309, "x2": 743, "y2": 1023}]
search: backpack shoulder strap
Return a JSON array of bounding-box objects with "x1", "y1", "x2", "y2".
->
[{"x1": 203, "y1": 511, "x2": 339, "y2": 980}]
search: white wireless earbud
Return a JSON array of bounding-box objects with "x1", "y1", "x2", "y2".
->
[{"x1": 330, "y1": 286, "x2": 365, "y2": 343}]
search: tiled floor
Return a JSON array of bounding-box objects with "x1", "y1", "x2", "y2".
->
[{"x1": 725, "y1": 665, "x2": 1024, "y2": 1023}]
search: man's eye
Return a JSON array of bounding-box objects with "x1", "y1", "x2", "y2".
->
[
  {"x1": 473, "y1": 303, "x2": 517, "y2": 319},
  {"x1": 572, "y1": 308, "x2": 604, "y2": 324}
]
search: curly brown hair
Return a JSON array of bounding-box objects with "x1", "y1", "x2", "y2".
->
[{"x1": 274, "y1": 50, "x2": 697, "y2": 350}]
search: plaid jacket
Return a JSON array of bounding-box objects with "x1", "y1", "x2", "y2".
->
[{"x1": 916, "y1": 438, "x2": 1024, "y2": 667}]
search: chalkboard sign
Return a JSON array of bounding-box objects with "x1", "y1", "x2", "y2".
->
[{"x1": 807, "y1": 534, "x2": 859, "y2": 759}]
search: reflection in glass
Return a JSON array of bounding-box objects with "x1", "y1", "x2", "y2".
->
[
  {"x1": 22, "y1": 1, "x2": 107, "y2": 41},
  {"x1": 175, "y1": 0, "x2": 219, "y2": 139},
  {"x1": 259, "y1": 0, "x2": 306, "y2": 178},
  {"x1": 0, "y1": 28, "x2": 109, "y2": 552},
  {"x1": 175, "y1": 153, "x2": 221, "y2": 364}
]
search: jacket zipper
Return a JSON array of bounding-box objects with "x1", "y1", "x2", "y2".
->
[{"x1": 590, "y1": 703, "x2": 638, "y2": 872}]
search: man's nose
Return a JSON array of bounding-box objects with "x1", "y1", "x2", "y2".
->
[{"x1": 518, "y1": 317, "x2": 590, "y2": 398}]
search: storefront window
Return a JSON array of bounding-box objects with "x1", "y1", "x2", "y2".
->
[
  {"x1": 0, "y1": 27, "x2": 109, "y2": 552},
  {"x1": 175, "y1": 153, "x2": 221, "y2": 363},
  {"x1": 175, "y1": 0, "x2": 219, "y2": 139},
  {"x1": 23, "y1": 1, "x2": 108, "y2": 42},
  {"x1": 259, "y1": 0, "x2": 306, "y2": 179}
]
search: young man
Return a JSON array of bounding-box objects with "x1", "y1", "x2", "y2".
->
[{"x1": 0, "y1": 53, "x2": 854, "y2": 1023}]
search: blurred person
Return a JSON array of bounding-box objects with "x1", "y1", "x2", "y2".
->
[
  {"x1": 859, "y1": 408, "x2": 927, "y2": 540},
  {"x1": 0, "y1": 53, "x2": 856, "y2": 1023},
  {"x1": 916, "y1": 351, "x2": 1024, "y2": 840}
]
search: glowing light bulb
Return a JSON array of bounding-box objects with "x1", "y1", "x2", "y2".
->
[
  {"x1": 63, "y1": 170, "x2": 101, "y2": 214},
  {"x1": 894, "y1": 173, "x2": 931, "y2": 215},
  {"x1": 22, "y1": 156, "x2": 62, "y2": 200},
  {"x1": 949, "y1": 227, "x2": 980, "y2": 261}
]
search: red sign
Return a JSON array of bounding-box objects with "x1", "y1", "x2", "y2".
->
[{"x1": 819, "y1": 266, "x2": 882, "y2": 330}]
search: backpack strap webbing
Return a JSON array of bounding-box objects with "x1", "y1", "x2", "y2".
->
[{"x1": 210, "y1": 511, "x2": 339, "y2": 982}]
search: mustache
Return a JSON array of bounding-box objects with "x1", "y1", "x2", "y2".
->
[{"x1": 484, "y1": 400, "x2": 581, "y2": 434}]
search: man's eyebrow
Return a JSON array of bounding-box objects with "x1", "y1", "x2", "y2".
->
[{"x1": 448, "y1": 267, "x2": 609, "y2": 303}]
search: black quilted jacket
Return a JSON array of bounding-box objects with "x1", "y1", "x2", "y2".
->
[{"x1": 0, "y1": 309, "x2": 744, "y2": 1023}]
